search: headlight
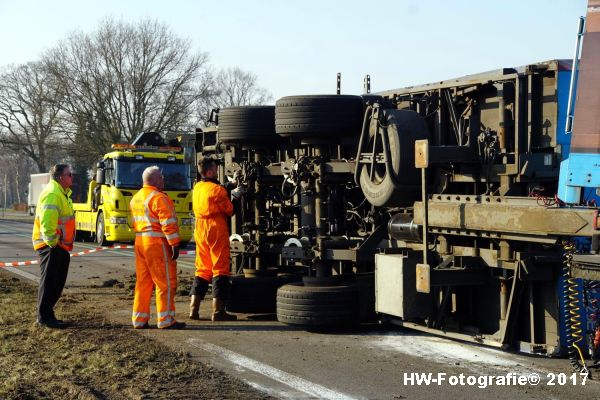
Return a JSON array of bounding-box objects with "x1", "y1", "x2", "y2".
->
[
  {"x1": 180, "y1": 218, "x2": 193, "y2": 226},
  {"x1": 109, "y1": 217, "x2": 128, "y2": 224}
]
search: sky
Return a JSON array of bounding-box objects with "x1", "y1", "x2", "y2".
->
[{"x1": 0, "y1": 0, "x2": 589, "y2": 101}]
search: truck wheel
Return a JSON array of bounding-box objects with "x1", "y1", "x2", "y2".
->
[
  {"x1": 75, "y1": 230, "x2": 91, "y2": 242},
  {"x1": 275, "y1": 95, "x2": 363, "y2": 139},
  {"x1": 358, "y1": 109, "x2": 429, "y2": 207},
  {"x1": 227, "y1": 274, "x2": 301, "y2": 314},
  {"x1": 276, "y1": 282, "x2": 359, "y2": 327},
  {"x1": 352, "y1": 273, "x2": 376, "y2": 322},
  {"x1": 218, "y1": 106, "x2": 277, "y2": 145},
  {"x1": 96, "y1": 213, "x2": 112, "y2": 247}
]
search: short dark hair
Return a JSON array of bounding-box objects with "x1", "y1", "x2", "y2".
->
[
  {"x1": 50, "y1": 164, "x2": 70, "y2": 180},
  {"x1": 198, "y1": 157, "x2": 217, "y2": 176}
]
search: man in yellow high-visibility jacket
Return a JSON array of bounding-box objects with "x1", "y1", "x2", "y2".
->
[{"x1": 31, "y1": 164, "x2": 76, "y2": 328}]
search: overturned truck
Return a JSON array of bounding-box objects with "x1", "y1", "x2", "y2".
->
[{"x1": 197, "y1": 58, "x2": 600, "y2": 357}]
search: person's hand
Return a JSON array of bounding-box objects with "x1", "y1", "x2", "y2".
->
[
  {"x1": 231, "y1": 186, "x2": 245, "y2": 200},
  {"x1": 171, "y1": 245, "x2": 180, "y2": 261}
]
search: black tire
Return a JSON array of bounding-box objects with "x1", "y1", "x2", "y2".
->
[
  {"x1": 358, "y1": 109, "x2": 429, "y2": 207},
  {"x1": 95, "y1": 213, "x2": 112, "y2": 247},
  {"x1": 275, "y1": 95, "x2": 363, "y2": 139},
  {"x1": 218, "y1": 106, "x2": 277, "y2": 145},
  {"x1": 354, "y1": 273, "x2": 376, "y2": 322},
  {"x1": 276, "y1": 282, "x2": 359, "y2": 327},
  {"x1": 302, "y1": 275, "x2": 343, "y2": 287},
  {"x1": 75, "y1": 230, "x2": 90, "y2": 242},
  {"x1": 227, "y1": 274, "x2": 301, "y2": 313},
  {"x1": 360, "y1": 94, "x2": 383, "y2": 105},
  {"x1": 360, "y1": 95, "x2": 394, "y2": 110}
]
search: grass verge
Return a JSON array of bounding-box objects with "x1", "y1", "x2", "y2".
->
[{"x1": 0, "y1": 272, "x2": 268, "y2": 400}]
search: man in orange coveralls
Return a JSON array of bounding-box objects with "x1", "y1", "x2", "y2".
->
[
  {"x1": 189, "y1": 157, "x2": 242, "y2": 321},
  {"x1": 130, "y1": 166, "x2": 185, "y2": 329}
]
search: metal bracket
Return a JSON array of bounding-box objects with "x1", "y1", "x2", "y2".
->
[{"x1": 416, "y1": 263, "x2": 431, "y2": 293}]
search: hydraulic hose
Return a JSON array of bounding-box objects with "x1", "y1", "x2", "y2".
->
[{"x1": 562, "y1": 240, "x2": 588, "y2": 373}]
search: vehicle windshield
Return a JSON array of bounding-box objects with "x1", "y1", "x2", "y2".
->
[{"x1": 114, "y1": 159, "x2": 191, "y2": 190}]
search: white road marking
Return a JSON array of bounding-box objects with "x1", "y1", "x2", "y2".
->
[
  {"x1": 370, "y1": 332, "x2": 537, "y2": 375},
  {"x1": 0, "y1": 232, "x2": 31, "y2": 238},
  {"x1": 3, "y1": 266, "x2": 40, "y2": 283},
  {"x1": 187, "y1": 338, "x2": 361, "y2": 400}
]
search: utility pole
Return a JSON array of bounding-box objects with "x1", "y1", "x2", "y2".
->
[{"x1": 2, "y1": 172, "x2": 6, "y2": 217}]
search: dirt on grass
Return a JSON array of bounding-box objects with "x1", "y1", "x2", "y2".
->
[{"x1": 0, "y1": 272, "x2": 270, "y2": 400}]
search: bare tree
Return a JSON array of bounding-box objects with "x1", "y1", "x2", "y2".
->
[
  {"x1": 198, "y1": 67, "x2": 273, "y2": 124},
  {"x1": 213, "y1": 67, "x2": 272, "y2": 106},
  {"x1": 43, "y1": 18, "x2": 212, "y2": 162},
  {"x1": 0, "y1": 62, "x2": 66, "y2": 172},
  {"x1": 0, "y1": 153, "x2": 36, "y2": 207}
]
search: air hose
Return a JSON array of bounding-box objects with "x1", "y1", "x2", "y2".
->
[{"x1": 562, "y1": 240, "x2": 588, "y2": 374}]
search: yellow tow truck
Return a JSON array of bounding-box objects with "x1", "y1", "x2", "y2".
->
[{"x1": 74, "y1": 132, "x2": 194, "y2": 246}]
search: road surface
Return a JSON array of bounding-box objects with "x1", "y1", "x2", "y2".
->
[{"x1": 2, "y1": 216, "x2": 600, "y2": 399}]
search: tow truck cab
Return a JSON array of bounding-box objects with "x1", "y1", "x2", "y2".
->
[{"x1": 74, "y1": 132, "x2": 194, "y2": 246}]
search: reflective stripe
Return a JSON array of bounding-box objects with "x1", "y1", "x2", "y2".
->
[
  {"x1": 41, "y1": 234, "x2": 59, "y2": 241},
  {"x1": 161, "y1": 241, "x2": 172, "y2": 324},
  {"x1": 33, "y1": 239, "x2": 45, "y2": 245},
  {"x1": 160, "y1": 218, "x2": 177, "y2": 226},
  {"x1": 158, "y1": 310, "x2": 176, "y2": 318},
  {"x1": 165, "y1": 232, "x2": 180, "y2": 241},
  {"x1": 58, "y1": 216, "x2": 75, "y2": 223},
  {"x1": 132, "y1": 312, "x2": 150, "y2": 319},
  {"x1": 135, "y1": 231, "x2": 165, "y2": 238},
  {"x1": 40, "y1": 204, "x2": 59, "y2": 210},
  {"x1": 144, "y1": 191, "x2": 159, "y2": 208},
  {"x1": 144, "y1": 190, "x2": 159, "y2": 222},
  {"x1": 157, "y1": 316, "x2": 175, "y2": 328},
  {"x1": 133, "y1": 215, "x2": 158, "y2": 223}
]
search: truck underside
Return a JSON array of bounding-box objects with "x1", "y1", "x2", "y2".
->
[{"x1": 198, "y1": 58, "x2": 600, "y2": 360}]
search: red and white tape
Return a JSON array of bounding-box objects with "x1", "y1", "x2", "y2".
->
[{"x1": 0, "y1": 245, "x2": 195, "y2": 268}]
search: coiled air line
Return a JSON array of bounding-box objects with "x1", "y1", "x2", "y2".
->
[{"x1": 562, "y1": 240, "x2": 589, "y2": 374}]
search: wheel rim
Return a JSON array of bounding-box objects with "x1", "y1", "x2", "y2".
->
[
  {"x1": 364, "y1": 135, "x2": 387, "y2": 185},
  {"x1": 97, "y1": 215, "x2": 104, "y2": 244}
]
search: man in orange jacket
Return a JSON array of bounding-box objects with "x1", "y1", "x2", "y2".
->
[
  {"x1": 189, "y1": 157, "x2": 241, "y2": 321},
  {"x1": 130, "y1": 166, "x2": 185, "y2": 329}
]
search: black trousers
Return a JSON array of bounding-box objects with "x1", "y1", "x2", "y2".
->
[
  {"x1": 189, "y1": 275, "x2": 229, "y2": 300},
  {"x1": 37, "y1": 246, "x2": 70, "y2": 322}
]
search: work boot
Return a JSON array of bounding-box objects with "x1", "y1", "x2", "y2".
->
[
  {"x1": 212, "y1": 298, "x2": 237, "y2": 321},
  {"x1": 163, "y1": 321, "x2": 186, "y2": 330},
  {"x1": 189, "y1": 295, "x2": 201, "y2": 320},
  {"x1": 37, "y1": 319, "x2": 63, "y2": 329}
]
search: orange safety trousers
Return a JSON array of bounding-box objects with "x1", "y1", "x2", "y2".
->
[
  {"x1": 194, "y1": 216, "x2": 231, "y2": 281},
  {"x1": 132, "y1": 236, "x2": 178, "y2": 329}
]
